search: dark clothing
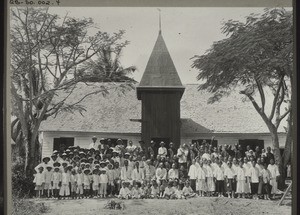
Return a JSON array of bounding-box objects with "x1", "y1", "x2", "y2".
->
[
  {"x1": 251, "y1": 182, "x2": 259, "y2": 195},
  {"x1": 216, "y1": 180, "x2": 224, "y2": 193},
  {"x1": 262, "y1": 183, "x2": 272, "y2": 195},
  {"x1": 266, "y1": 152, "x2": 275, "y2": 165},
  {"x1": 190, "y1": 179, "x2": 196, "y2": 192}
]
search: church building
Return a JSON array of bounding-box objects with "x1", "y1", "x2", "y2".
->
[{"x1": 39, "y1": 26, "x2": 287, "y2": 158}]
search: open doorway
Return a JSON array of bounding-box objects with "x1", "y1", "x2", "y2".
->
[
  {"x1": 53, "y1": 137, "x2": 75, "y2": 152},
  {"x1": 238, "y1": 139, "x2": 264, "y2": 152}
]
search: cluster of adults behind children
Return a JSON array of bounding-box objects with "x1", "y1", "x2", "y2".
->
[{"x1": 33, "y1": 137, "x2": 290, "y2": 200}]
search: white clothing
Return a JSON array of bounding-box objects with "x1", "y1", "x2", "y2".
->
[
  {"x1": 158, "y1": 147, "x2": 168, "y2": 157},
  {"x1": 213, "y1": 166, "x2": 224, "y2": 180},
  {"x1": 197, "y1": 167, "x2": 207, "y2": 180},
  {"x1": 249, "y1": 166, "x2": 260, "y2": 183},
  {"x1": 131, "y1": 168, "x2": 145, "y2": 182},
  {"x1": 168, "y1": 169, "x2": 179, "y2": 180},
  {"x1": 121, "y1": 166, "x2": 133, "y2": 181},
  {"x1": 156, "y1": 168, "x2": 167, "y2": 180},
  {"x1": 177, "y1": 148, "x2": 188, "y2": 163},
  {"x1": 33, "y1": 172, "x2": 45, "y2": 186},
  {"x1": 188, "y1": 164, "x2": 198, "y2": 180},
  {"x1": 224, "y1": 167, "x2": 236, "y2": 179}
]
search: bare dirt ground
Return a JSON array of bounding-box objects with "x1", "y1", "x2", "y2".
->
[{"x1": 33, "y1": 197, "x2": 291, "y2": 215}]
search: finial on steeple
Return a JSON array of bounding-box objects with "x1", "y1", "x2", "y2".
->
[{"x1": 157, "y1": 8, "x2": 161, "y2": 34}]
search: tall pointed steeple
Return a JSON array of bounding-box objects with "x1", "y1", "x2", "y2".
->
[
  {"x1": 136, "y1": 12, "x2": 185, "y2": 150},
  {"x1": 137, "y1": 11, "x2": 184, "y2": 90}
]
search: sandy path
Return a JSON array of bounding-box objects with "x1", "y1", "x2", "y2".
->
[{"x1": 34, "y1": 197, "x2": 291, "y2": 215}]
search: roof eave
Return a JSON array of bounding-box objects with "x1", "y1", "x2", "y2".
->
[{"x1": 136, "y1": 86, "x2": 185, "y2": 100}]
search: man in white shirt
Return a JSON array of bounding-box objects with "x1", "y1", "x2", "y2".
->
[
  {"x1": 156, "y1": 162, "x2": 167, "y2": 185},
  {"x1": 249, "y1": 160, "x2": 260, "y2": 199},
  {"x1": 88, "y1": 136, "x2": 99, "y2": 149},
  {"x1": 121, "y1": 160, "x2": 133, "y2": 185},
  {"x1": 158, "y1": 142, "x2": 168, "y2": 158},
  {"x1": 126, "y1": 141, "x2": 136, "y2": 154},
  {"x1": 168, "y1": 163, "x2": 179, "y2": 181},
  {"x1": 177, "y1": 143, "x2": 189, "y2": 169},
  {"x1": 188, "y1": 159, "x2": 198, "y2": 192}
]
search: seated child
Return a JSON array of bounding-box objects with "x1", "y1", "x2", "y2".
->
[
  {"x1": 163, "y1": 182, "x2": 175, "y2": 200},
  {"x1": 172, "y1": 181, "x2": 183, "y2": 199},
  {"x1": 131, "y1": 183, "x2": 141, "y2": 199},
  {"x1": 139, "y1": 183, "x2": 146, "y2": 199},
  {"x1": 127, "y1": 184, "x2": 133, "y2": 199},
  {"x1": 144, "y1": 183, "x2": 152, "y2": 199},
  {"x1": 159, "y1": 180, "x2": 167, "y2": 198},
  {"x1": 151, "y1": 182, "x2": 160, "y2": 199},
  {"x1": 182, "y1": 181, "x2": 196, "y2": 198},
  {"x1": 118, "y1": 182, "x2": 130, "y2": 199}
]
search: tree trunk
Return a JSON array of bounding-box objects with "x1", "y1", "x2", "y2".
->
[
  {"x1": 282, "y1": 115, "x2": 292, "y2": 168},
  {"x1": 269, "y1": 129, "x2": 286, "y2": 190}
]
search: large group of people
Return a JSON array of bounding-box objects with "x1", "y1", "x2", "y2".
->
[{"x1": 33, "y1": 136, "x2": 283, "y2": 201}]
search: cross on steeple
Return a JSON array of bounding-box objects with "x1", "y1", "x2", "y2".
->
[{"x1": 157, "y1": 8, "x2": 161, "y2": 34}]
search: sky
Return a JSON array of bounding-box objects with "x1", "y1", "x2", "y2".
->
[{"x1": 48, "y1": 7, "x2": 269, "y2": 84}]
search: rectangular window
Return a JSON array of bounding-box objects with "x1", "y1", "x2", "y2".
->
[
  {"x1": 192, "y1": 139, "x2": 218, "y2": 148},
  {"x1": 53, "y1": 137, "x2": 75, "y2": 152}
]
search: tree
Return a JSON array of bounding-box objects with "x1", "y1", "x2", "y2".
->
[
  {"x1": 191, "y1": 8, "x2": 292, "y2": 185},
  {"x1": 10, "y1": 7, "x2": 136, "y2": 178}
]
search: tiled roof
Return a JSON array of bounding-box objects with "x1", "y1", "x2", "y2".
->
[
  {"x1": 39, "y1": 83, "x2": 286, "y2": 134},
  {"x1": 138, "y1": 32, "x2": 183, "y2": 87}
]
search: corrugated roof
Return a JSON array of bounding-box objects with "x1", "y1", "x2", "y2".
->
[
  {"x1": 138, "y1": 32, "x2": 183, "y2": 87},
  {"x1": 39, "y1": 83, "x2": 286, "y2": 134}
]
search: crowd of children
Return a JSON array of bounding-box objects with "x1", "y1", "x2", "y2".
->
[{"x1": 33, "y1": 137, "x2": 283, "y2": 201}]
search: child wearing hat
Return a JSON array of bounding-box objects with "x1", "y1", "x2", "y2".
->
[
  {"x1": 35, "y1": 157, "x2": 51, "y2": 173},
  {"x1": 106, "y1": 163, "x2": 115, "y2": 197},
  {"x1": 44, "y1": 165, "x2": 53, "y2": 198},
  {"x1": 70, "y1": 170, "x2": 77, "y2": 199},
  {"x1": 33, "y1": 166, "x2": 45, "y2": 198},
  {"x1": 51, "y1": 164, "x2": 62, "y2": 199},
  {"x1": 83, "y1": 168, "x2": 91, "y2": 198},
  {"x1": 113, "y1": 162, "x2": 121, "y2": 196},
  {"x1": 92, "y1": 169, "x2": 100, "y2": 198},
  {"x1": 59, "y1": 167, "x2": 71, "y2": 199},
  {"x1": 75, "y1": 168, "x2": 84, "y2": 199},
  {"x1": 99, "y1": 167, "x2": 108, "y2": 198}
]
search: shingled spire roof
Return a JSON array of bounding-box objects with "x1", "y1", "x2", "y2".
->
[{"x1": 138, "y1": 31, "x2": 183, "y2": 87}]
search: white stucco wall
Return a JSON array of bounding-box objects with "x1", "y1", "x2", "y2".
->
[
  {"x1": 40, "y1": 131, "x2": 141, "y2": 158},
  {"x1": 181, "y1": 133, "x2": 287, "y2": 148},
  {"x1": 40, "y1": 131, "x2": 287, "y2": 158}
]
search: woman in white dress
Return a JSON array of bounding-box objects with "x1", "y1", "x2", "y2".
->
[
  {"x1": 235, "y1": 160, "x2": 246, "y2": 198},
  {"x1": 267, "y1": 159, "x2": 280, "y2": 198}
]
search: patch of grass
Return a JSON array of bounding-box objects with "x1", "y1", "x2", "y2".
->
[{"x1": 12, "y1": 195, "x2": 50, "y2": 215}]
